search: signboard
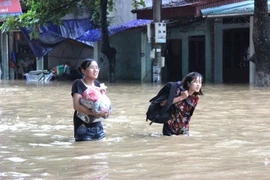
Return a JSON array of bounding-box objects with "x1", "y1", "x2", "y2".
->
[{"x1": 0, "y1": 0, "x2": 22, "y2": 17}]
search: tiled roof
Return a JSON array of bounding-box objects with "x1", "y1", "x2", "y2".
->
[
  {"x1": 202, "y1": 0, "x2": 270, "y2": 17},
  {"x1": 133, "y1": 0, "x2": 201, "y2": 11},
  {"x1": 133, "y1": 0, "x2": 246, "y2": 19}
]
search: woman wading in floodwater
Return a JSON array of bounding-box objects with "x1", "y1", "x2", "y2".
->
[
  {"x1": 161, "y1": 72, "x2": 203, "y2": 136},
  {"x1": 71, "y1": 59, "x2": 110, "y2": 141}
]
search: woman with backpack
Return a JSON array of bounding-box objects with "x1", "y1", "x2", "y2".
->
[{"x1": 161, "y1": 72, "x2": 203, "y2": 136}]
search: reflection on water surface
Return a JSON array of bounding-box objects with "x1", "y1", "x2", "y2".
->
[{"x1": 0, "y1": 80, "x2": 270, "y2": 180}]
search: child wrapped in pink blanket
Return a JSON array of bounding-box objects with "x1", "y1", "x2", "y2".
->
[{"x1": 77, "y1": 83, "x2": 112, "y2": 123}]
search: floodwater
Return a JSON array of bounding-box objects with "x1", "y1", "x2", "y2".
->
[{"x1": 0, "y1": 80, "x2": 270, "y2": 180}]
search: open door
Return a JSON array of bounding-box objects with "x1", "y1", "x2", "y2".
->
[
  {"x1": 165, "y1": 39, "x2": 182, "y2": 81},
  {"x1": 223, "y1": 28, "x2": 249, "y2": 83},
  {"x1": 189, "y1": 36, "x2": 205, "y2": 79}
]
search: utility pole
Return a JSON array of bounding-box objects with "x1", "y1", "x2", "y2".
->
[{"x1": 151, "y1": 0, "x2": 166, "y2": 83}]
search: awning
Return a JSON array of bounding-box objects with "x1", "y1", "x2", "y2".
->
[
  {"x1": 21, "y1": 19, "x2": 152, "y2": 59},
  {"x1": 201, "y1": 0, "x2": 270, "y2": 18},
  {"x1": 20, "y1": 18, "x2": 93, "y2": 59},
  {"x1": 76, "y1": 19, "x2": 152, "y2": 42},
  {"x1": 0, "y1": 0, "x2": 22, "y2": 18}
]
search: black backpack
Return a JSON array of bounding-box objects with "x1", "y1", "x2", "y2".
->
[{"x1": 146, "y1": 81, "x2": 184, "y2": 125}]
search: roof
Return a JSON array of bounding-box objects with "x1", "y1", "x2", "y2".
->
[
  {"x1": 202, "y1": 0, "x2": 270, "y2": 17},
  {"x1": 132, "y1": 0, "x2": 246, "y2": 19},
  {"x1": 134, "y1": 0, "x2": 199, "y2": 10}
]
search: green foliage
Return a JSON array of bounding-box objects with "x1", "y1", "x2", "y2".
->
[
  {"x1": 0, "y1": 0, "x2": 145, "y2": 39},
  {"x1": 132, "y1": 0, "x2": 146, "y2": 10},
  {"x1": 1, "y1": 0, "x2": 82, "y2": 38},
  {"x1": 89, "y1": 0, "x2": 115, "y2": 28},
  {"x1": 107, "y1": 0, "x2": 115, "y2": 12}
]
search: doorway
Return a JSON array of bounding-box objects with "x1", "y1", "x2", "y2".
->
[
  {"x1": 223, "y1": 28, "x2": 249, "y2": 83},
  {"x1": 189, "y1": 36, "x2": 205, "y2": 79},
  {"x1": 165, "y1": 39, "x2": 182, "y2": 81}
]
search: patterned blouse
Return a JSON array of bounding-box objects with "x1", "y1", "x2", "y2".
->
[{"x1": 167, "y1": 88, "x2": 199, "y2": 135}]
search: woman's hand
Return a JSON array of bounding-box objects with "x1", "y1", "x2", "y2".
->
[
  {"x1": 181, "y1": 90, "x2": 189, "y2": 99},
  {"x1": 172, "y1": 90, "x2": 189, "y2": 104},
  {"x1": 161, "y1": 90, "x2": 189, "y2": 106}
]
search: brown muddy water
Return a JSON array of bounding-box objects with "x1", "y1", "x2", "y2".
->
[{"x1": 0, "y1": 80, "x2": 270, "y2": 180}]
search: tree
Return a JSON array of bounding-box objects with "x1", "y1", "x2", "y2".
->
[
  {"x1": 0, "y1": 0, "x2": 145, "y2": 83},
  {"x1": 100, "y1": 0, "x2": 116, "y2": 83},
  {"x1": 99, "y1": 0, "x2": 145, "y2": 82},
  {"x1": 253, "y1": 0, "x2": 270, "y2": 86}
]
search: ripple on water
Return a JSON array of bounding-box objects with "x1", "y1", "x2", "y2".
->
[
  {"x1": 0, "y1": 151, "x2": 10, "y2": 154},
  {"x1": 105, "y1": 137, "x2": 125, "y2": 142},
  {"x1": 51, "y1": 141, "x2": 73, "y2": 146},
  {"x1": 32, "y1": 156, "x2": 47, "y2": 160},
  {"x1": 28, "y1": 143, "x2": 53, "y2": 147},
  {"x1": 0, "y1": 172, "x2": 30, "y2": 178},
  {"x1": 214, "y1": 139, "x2": 251, "y2": 148},
  {"x1": 5, "y1": 157, "x2": 26, "y2": 162},
  {"x1": 33, "y1": 133, "x2": 49, "y2": 137},
  {"x1": 150, "y1": 132, "x2": 163, "y2": 137},
  {"x1": 265, "y1": 157, "x2": 270, "y2": 166},
  {"x1": 73, "y1": 156, "x2": 92, "y2": 160}
]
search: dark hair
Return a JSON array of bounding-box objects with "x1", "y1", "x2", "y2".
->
[
  {"x1": 181, "y1": 72, "x2": 203, "y2": 95},
  {"x1": 78, "y1": 58, "x2": 95, "y2": 72}
]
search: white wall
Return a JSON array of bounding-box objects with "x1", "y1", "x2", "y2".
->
[
  {"x1": 137, "y1": 0, "x2": 174, "y2": 8},
  {"x1": 108, "y1": 0, "x2": 137, "y2": 25},
  {"x1": 61, "y1": 5, "x2": 90, "y2": 20}
]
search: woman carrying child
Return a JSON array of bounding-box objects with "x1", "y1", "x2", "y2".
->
[{"x1": 71, "y1": 59, "x2": 110, "y2": 141}]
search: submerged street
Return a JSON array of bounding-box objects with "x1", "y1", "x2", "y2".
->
[{"x1": 0, "y1": 80, "x2": 270, "y2": 180}]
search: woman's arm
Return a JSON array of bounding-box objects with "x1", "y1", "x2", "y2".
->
[{"x1": 73, "y1": 93, "x2": 108, "y2": 117}]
